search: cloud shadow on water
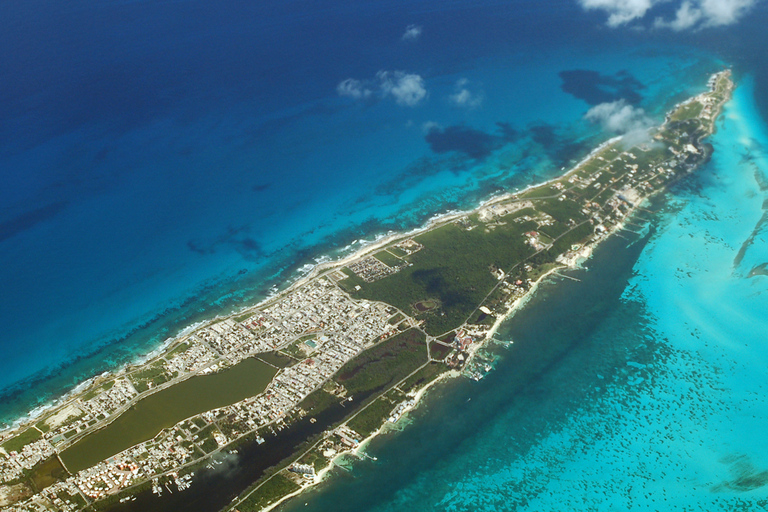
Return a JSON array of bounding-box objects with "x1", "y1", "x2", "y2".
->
[
  {"x1": 559, "y1": 69, "x2": 645, "y2": 106},
  {"x1": 187, "y1": 225, "x2": 264, "y2": 261},
  {"x1": 0, "y1": 201, "x2": 69, "y2": 244},
  {"x1": 424, "y1": 125, "x2": 503, "y2": 160}
]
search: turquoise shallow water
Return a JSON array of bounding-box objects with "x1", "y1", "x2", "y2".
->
[
  {"x1": 0, "y1": 21, "x2": 722, "y2": 426},
  {"x1": 3, "y1": 7, "x2": 768, "y2": 511},
  {"x1": 278, "y1": 77, "x2": 768, "y2": 511}
]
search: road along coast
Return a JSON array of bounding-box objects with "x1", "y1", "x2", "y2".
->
[{"x1": 0, "y1": 70, "x2": 733, "y2": 512}]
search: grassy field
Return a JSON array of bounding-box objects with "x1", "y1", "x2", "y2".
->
[
  {"x1": 1, "y1": 427, "x2": 42, "y2": 453},
  {"x1": 374, "y1": 250, "x2": 404, "y2": 267},
  {"x1": 129, "y1": 362, "x2": 172, "y2": 393}
]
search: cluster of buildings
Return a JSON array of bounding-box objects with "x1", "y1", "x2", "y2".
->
[
  {"x1": 72, "y1": 460, "x2": 139, "y2": 499},
  {"x1": 0, "y1": 380, "x2": 138, "y2": 485},
  {"x1": 388, "y1": 398, "x2": 416, "y2": 423},
  {"x1": 79, "y1": 380, "x2": 138, "y2": 419},
  {"x1": 1, "y1": 377, "x2": 142, "y2": 486},
  {"x1": 163, "y1": 339, "x2": 219, "y2": 375},
  {"x1": 0, "y1": 438, "x2": 55, "y2": 484},
  {"x1": 16, "y1": 479, "x2": 84, "y2": 512},
  {"x1": 1, "y1": 73, "x2": 730, "y2": 511},
  {"x1": 8, "y1": 422, "x2": 198, "y2": 508},
  {"x1": 1, "y1": 276, "x2": 400, "y2": 511},
  {"x1": 348, "y1": 256, "x2": 400, "y2": 282},
  {"x1": 200, "y1": 280, "x2": 396, "y2": 437},
  {"x1": 478, "y1": 200, "x2": 534, "y2": 222},
  {"x1": 524, "y1": 230, "x2": 546, "y2": 251},
  {"x1": 393, "y1": 239, "x2": 424, "y2": 255}
]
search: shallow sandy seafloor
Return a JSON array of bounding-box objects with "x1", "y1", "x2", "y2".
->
[{"x1": 277, "y1": 78, "x2": 768, "y2": 512}]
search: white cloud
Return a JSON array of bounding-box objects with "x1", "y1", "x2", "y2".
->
[
  {"x1": 422, "y1": 121, "x2": 442, "y2": 133},
  {"x1": 378, "y1": 71, "x2": 428, "y2": 107},
  {"x1": 338, "y1": 71, "x2": 427, "y2": 107},
  {"x1": 585, "y1": 100, "x2": 653, "y2": 143},
  {"x1": 654, "y1": 1, "x2": 703, "y2": 29},
  {"x1": 402, "y1": 24, "x2": 423, "y2": 41},
  {"x1": 655, "y1": 0, "x2": 756, "y2": 29},
  {"x1": 701, "y1": 0, "x2": 756, "y2": 25},
  {"x1": 579, "y1": 0, "x2": 758, "y2": 29},
  {"x1": 449, "y1": 78, "x2": 483, "y2": 108},
  {"x1": 578, "y1": 0, "x2": 657, "y2": 27},
  {"x1": 336, "y1": 78, "x2": 372, "y2": 100}
]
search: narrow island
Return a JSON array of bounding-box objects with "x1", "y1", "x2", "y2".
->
[{"x1": 0, "y1": 70, "x2": 733, "y2": 512}]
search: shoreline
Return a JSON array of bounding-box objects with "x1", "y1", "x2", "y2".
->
[
  {"x1": 258, "y1": 91, "x2": 739, "y2": 503},
  {"x1": 0, "y1": 68, "x2": 734, "y2": 512},
  {"x1": 260, "y1": 367, "x2": 461, "y2": 512},
  {"x1": 256, "y1": 248, "x2": 601, "y2": 512},
  {"x1": 0, "y1": 131, "x2": 624, "y2": 439},
  {"x1": 247, "y1": 129, "x2": 700, "y2": 512},
  {"x1": 0, "y1": 82, "x2": 703, "y2": 439},
  {"x1": 253, "y1": 208, "x2": 624, "y2": 512}
]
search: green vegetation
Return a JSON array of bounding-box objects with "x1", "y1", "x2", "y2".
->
[
  {"x1": 11, "y1": 74, "x2": 731, "y2": 512},
  {"x1": 521, "y1": 185, "x2": 561, "y2": 199},
  {"x1": 536, "y1": 197, "x2": 587, "y2": 224},
  {"x1": 374, "y1": 250, "x2": 404, "y2": 267},
  {"x1": 2, "y1": 427, "x2": 42, "y2": 453},
  {"x1": 199, "y1": 428, "x2": 220, "y2": 453},
  {"x1": 336, "y1": 329, "x2": 428, "y2": 397},
  {"x1": 282, "y1": 339, "x2": 310, "y2": 359},
  {"x1": 298, "y1": 389, "x2": 342, "y2": 415},
  {"x1": 165, "y1": 342, "x2": 191, "y2": 358},
  {"x1": 234, "y1": 310, "x2": 258, "y2": 322},
  {"x1": 401, "y1": 362, "x2": 449, "y2": 393},
  {"x1": 594, "y1": 187, "x2": 617, "y2": 204},
  {"x1": 348, "y1": 221, "x2": 536, "y2": 336},
  {"x1": 538, "y1": 220, "x2": 570, "y2": 240},
  {"x1": 81, "y1": 380, "x2": 117, "y2": 402},
  {"x1": 671, "y1": 100, "x2": 704, "y2": 121},
  {"x1": 385, "y1": 387, "x2": 407, "y2": 403},
  {"x1": 348, "y1": 396, "x2": 397, "y2": 437},
  {"x1": 130, "y1": 362, "x2": 172, "y2": 393},
  {"x1": 28, "y1": 456, "x2": 67, "y2": 491},
  {"x1": 548, "y1": 222, "x2": 594, "y2": 256},
  {"x1": 232, "y1": 473, "x2": 300, "y2": 512},
  {"x1": 34, "y1": 420, "x2": 51, "y2": 434},
  {"x1": 57, "y1": 489, "x2": 87, "y2": 508},
  {"x1": 298, "y1": 444, "x2": 331, "y2": 472},
  {"x1": 92, "y1": 481, "x2": 152, "y2": 510},
  {"x1": 388, "y1": 246, "x2": 407, "y2": 257},
  {"x1": 429, "y1": 341, "x2": 453, "y2": 360},
  {"x1": 468, "y1": 308, "x2": 495, "y2": 326}
]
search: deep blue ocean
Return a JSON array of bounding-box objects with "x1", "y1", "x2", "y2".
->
[{"x1": 1, "y1": 0, "x2": 767, "y2": 507}]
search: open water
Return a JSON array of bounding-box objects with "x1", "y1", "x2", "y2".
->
[
  {"x1": 1, "y1": 0, "x2": 767, "y2": 508},
  {"x1": 279, "y1": 77, "x2": 768, "y2": 511}
]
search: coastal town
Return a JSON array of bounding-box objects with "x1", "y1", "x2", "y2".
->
[
  {"x1": 0, "y1": 276, "x2": 406, "y2": 508},
  {"x1": 0, "y1": 70, "x2": 733, "y2": 512}
]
